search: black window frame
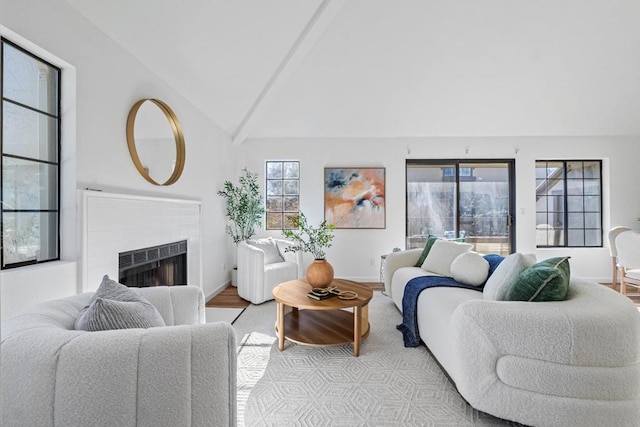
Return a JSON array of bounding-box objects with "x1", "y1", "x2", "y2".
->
[
  {"x1": 535, "y1": 159, "x2": 603, "y2": 248},
  {"x1": 406, "y1": 159, "x2": 516, "y2": 254},
  {"x1": 1, "y1": 37, "x2": 62, "y2": 269},
  {"x1": 265, "y1": 160, "x2": 300, "y2": 230}
]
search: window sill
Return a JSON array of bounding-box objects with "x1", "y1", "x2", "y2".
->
[{"x1": 1, "y1": 260, "x2": 76, "y2": 277}]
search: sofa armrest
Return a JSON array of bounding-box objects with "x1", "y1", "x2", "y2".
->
[
  {"x1": 237, "y1": 241, "x2": 266, "y2": 301},
  {"x1": 276, "y1": 239, "x2": 304, "y2": 278},
  {"x1": 383, "y1": 249, "x2": 422, "y2": 298},
  {"x1": 65, "y1": 323, "x2": 236, "y2": 427},
  {"x1": 131, "y1": 285, "x2": 205, "y2": 326},
  {"x1": 451, "y1": 278, "x2": 640, "y2": 369},
  {"x1": 449, "y1": 281, "x2": 640, "y2": 411},
  {"x1": 1, "y1": 322, "x2": 237, "y2": 427}
]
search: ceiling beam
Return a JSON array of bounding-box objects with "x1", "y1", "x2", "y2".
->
[{"x1": 232, "y1": 0, "x2": 345, "y2": 144}]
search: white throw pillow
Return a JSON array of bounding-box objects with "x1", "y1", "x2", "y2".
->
[
  {"x1": 451, "y1": 252, "x2": 490, "y2": 286},
  {"x1": 483, "y1": 252, "x2": 537, "y2": 300},
  {"x1": 276, "y1": 239, "x2": 297, "y2": 263},
  {"x1": 247, "y1": 238, "x2": 285, "y2": 264},
  {"x1": 422, "y1": 239, "x2": 473, "y2": 277}
]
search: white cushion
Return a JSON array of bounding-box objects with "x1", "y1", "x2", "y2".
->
[
  {"x1": 264, "y1": 261, "x2": 298, "y2": 284},
  {"x1": 483, "y1": 252, "x2": 537, "y2": 300},
  {"x1": 390, "y1": 267, "x2": 441, "y2": 311},
  {"x1": 451, "y1": 252, "x2": 489, "y2": 286},
  {"x1": 276, "y1": 239, "x2": 297, "y2": 264},
  {"x1": 625, "y1": 269, "x2": 640, "y2": 280},
  {"x1": 247, "y1": 237, "x2": 284, "y2": 264},
  {"x1": 422, "y1": 239, "x2": 473, "y2": 277}
]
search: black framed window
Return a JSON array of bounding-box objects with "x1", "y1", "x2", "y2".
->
[
  {"x1": 265, "y1": 161, "x2": 300, "y2": 230},
  {"x1": 535, "y1": 160, "x2": 602, "y2": 247},
  {"x1": 406, "y1": 159, "x2": 515, "y2": 256},
  {"x1": 1, "y1": 38, "x2": 61, "y2": 269}
]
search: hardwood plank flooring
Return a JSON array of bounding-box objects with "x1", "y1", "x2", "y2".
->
[{"x1": 206, "y1": 286, "x2": 250, "y2": 308}]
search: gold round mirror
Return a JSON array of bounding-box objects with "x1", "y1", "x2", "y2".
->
[{"x1": 126, "y1": 98, "x2": 185, "y2": 186}]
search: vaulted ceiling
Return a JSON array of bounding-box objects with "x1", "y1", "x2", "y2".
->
[{"x1": 65, "y1": 0, "x2": 640, "y2": 142}]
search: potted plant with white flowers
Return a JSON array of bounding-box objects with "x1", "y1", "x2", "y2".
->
[{"x1": 282, "y1": 212, "x2": 336, "y2": 287}]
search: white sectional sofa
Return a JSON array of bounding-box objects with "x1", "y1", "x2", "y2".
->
[
  {"x1": 384, "y1": 246, "x2": 640, "y2": 427},
  {"x1": 1, "y1": 285, "x2": 237, "y2": 427}
]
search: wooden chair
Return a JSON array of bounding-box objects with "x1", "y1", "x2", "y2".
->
[
  {"x1": 615, "y1": 229, "x2": 640, "y2": 295},
  {"x1": 608, "y1": 226, "x2": 631, "y2": 291}
]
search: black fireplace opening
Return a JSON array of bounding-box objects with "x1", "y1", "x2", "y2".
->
[{"x1": 119, "y1": 240, "x2": 187, "y2": 287}]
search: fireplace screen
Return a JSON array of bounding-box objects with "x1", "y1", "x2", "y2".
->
[{"x1": 119, "y1": 240, "x2": 187, "y2": 287}]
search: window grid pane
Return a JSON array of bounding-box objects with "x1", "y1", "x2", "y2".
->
[
  {"x1": 3, "y1": 42, "x2": 59, "y2": 115},
  {"x1": 266, "y1": 196, "x2": 283, "y2": 212},
  {"x1": 535, "y1": 160, "x2": 602, "y2": 248},
  {"x1": 2, "y1": 158, "x2": 58, "y2": 210},
  {"x1": 2, "y1": 101, "x2": 59, "y2": 162},
  {"x1": 1, "y1": 38, "x2": 61, "y2": 269},
  {"x1": 266, "y1": 161, "x2": 299, "y2": 230}
]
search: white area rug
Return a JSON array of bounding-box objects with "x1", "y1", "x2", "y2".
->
[
  {"x1": 236, "y1": 332, "x2": 276, "y2": 427},
  {"x1": 232, "y1": 293, "x2": 524, "y2": 427}
]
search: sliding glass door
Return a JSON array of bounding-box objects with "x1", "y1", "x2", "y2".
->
[{"x1": 406, "y1": 160, "x2": 515, "y2": 255}]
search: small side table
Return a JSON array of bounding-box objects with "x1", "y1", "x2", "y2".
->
[{"x1": 380, "y1": 254, "x2": 388, "y2": 295}]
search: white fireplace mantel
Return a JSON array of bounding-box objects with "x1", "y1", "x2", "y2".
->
[{"x1": 79, "y1": 190, "x2": 202, "y2": 292}]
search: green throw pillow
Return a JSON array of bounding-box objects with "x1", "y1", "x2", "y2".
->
[
  {"x1": 414, "y1": 236, "x2": 439, "y2": 267},
  {"x1": 505, "y1": 257, "x2": 571, "y2": 302}
]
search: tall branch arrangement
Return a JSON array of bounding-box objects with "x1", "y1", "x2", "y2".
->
[
  {"x1": 217, "y1": 168, "x2": 265, "y2": 244},
  {"x1": 282, "y1": 212, "x2": 335, "y2": 259}
]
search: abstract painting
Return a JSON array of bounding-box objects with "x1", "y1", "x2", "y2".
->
[{"x1": 324, "y1": 167, "x2": 385, "y2": 229}]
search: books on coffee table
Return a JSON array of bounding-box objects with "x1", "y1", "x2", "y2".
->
[{"x1": 307, "y1": 291, "x2": 337, "y2": 300}]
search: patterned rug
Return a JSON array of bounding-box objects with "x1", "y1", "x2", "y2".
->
[
  {"x1": 232, "y1": 293, "x2": 523, "y2": 427},
  {"x1": 236, "y1": 332, "x2": 276, "y2": 427}
]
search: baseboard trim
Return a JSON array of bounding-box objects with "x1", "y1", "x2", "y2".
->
[{"x1": 205, "y1": 280, "x2": 231, "y2": 302}]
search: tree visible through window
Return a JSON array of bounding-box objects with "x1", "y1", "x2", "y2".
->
[
  {"x1": 535, "y1": 160, "x2": 602, "y2": 247},
  {"x1": 1, "y1": 38, "x2": 61, "y2": 269},
  {"x1": 265, "y1": 161, "x2": 300, "y2": 230}
]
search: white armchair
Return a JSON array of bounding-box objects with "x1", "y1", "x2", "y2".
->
[
  {"x1": 608, "y1": 226, "x2": 631, "y2": 291},
  {"x1": 1, "y1": 286, "x2": 237, "y2": 427},
  {"x1": 615, "y1": 229, "x2": 640, "y2": 295},
  {"x1": 237, "y1": 238, "x2": 303, "y2": 304}
]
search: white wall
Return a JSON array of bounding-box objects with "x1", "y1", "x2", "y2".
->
[
  {"x1": 1, "y1": 0, "x2": 234, "y2": 319},
  {"x1": 241, "y1": 136, "x2": 640, "y2": 283}
]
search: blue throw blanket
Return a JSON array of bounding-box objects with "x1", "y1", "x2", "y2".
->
[{"x1": 396, "y1": 276, "x2": 480, "y2": 347}]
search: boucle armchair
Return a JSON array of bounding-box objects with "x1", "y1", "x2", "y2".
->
[
  {"x1": 1, "y1": 285, "x2": 237, "y2": 427},
  {"x1": 237, "y1": 237, "x2": 303, "y2": 304}
]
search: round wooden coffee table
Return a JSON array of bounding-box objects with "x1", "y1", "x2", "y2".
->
[{"x1": 272, "y1": 278, "x2": 373, "y2": 357}]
